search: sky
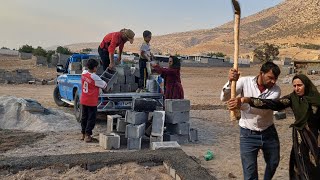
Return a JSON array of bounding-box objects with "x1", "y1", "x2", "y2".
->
[{"x1": 0, "y1": 0, "x2": 283, "y2": 50}]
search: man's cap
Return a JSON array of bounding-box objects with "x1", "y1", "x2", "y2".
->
[{"x1": 123, "y1": 29, "x2": 135, "y2": 44}]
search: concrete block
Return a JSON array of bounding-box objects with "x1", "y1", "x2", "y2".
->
[
  {"x1": 166, "y1": 122, "x2": 190, "y2": 135},
  {"x1": 165, "y1": 111, "x2": 189, "y2": 124},
  {"x1": 132, "y1": 98, "x2": 157, "y2": 112},
  {"x1": 125, "y1": 110, "x2": 148, "y2": 125},
  {"x1": 126, "y1": 74, "x2": 135, "y2": 84},
  {"x1": 99, "y1": 133, "x2": 120, "y2": 150},
  {"x1": 164, "y1": 133, "x2": 189, "y2": 144},
  {"x1": 117, "y1": 75, "x2": 126, "y2": 84},
  {"x1": 128, "y1": 83, "x2": 138, "y2": 92},
  {"x1": 125, "y1": 123, "x2": 146, "y2": 138},
  {"x1": 127, "y1": 137, "x2": 142, "y2": 150},
  {"x1": 116, "y1": 66, "x2": 131, "y2": 76},
  {"x1": 150, "y1": 136, "x2": 163, "y2": 148},
  {"x1": 165, "y1": 99, "x2": 190, "y2": 112},
  {"x1": 107, "y1": 115, "x2": 122, "y2": 133},
  {"x1": 151, "y1": 141, "x2": 181, "y2": 150},
  {"x1": 274, "y1": 111, "x2": 286, "y2": 120},
  {"x1": 109, "y1": 83, "x2": 120, "y2": 93},
  {"x1": 120, "y1": 84, "x2": 129, "y2": 92},
  {"x1": 151, "y1": 111, "x2": 165, "y2": 136},
  {"x1": 116, "y1": 118, "x2": 128, "y2": 133},
  {"x1": 189, "y1": 128, "x2": 199, "y2": 142}
]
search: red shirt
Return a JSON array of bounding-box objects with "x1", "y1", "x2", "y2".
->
[
  {"x1": 80, "y1": 70, "x2": 107, "y2": 106},
  {"x1": 99, "y1": 32, "x2": 126, "y2": 53}
]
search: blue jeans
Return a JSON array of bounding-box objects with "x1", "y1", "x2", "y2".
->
[{"x1": 240, "y1": 125, "x2": 280, "y2": 180}]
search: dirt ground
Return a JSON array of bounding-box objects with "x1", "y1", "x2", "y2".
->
[{"x1": 0, "y1": 58, "x2": 319, "y2": 179}]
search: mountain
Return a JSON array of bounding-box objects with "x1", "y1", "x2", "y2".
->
[{"x1": 66, "y1": 0, "x2": 320, "y2": 60}]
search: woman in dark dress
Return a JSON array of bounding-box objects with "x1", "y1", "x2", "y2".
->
[
  {"x1": 151, "y1": 56, "x2": 184, "y2": 99},
  {"x1": 240, "y1": 74, "x2": 320, "y2": 180}
]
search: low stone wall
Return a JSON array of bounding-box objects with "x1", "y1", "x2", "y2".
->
[
  {"x1": 0, "y1": 49, "x2": 19, "y2": 56},
  {"x1": 19, "y1": 52, "x2": 33, "y2": 60},
  {"x1": 181, "y1": 61, "x2": 250, "y2": 68},
  {"x1": 0, "y1": 69, "x2": 34, "y2": 84}
]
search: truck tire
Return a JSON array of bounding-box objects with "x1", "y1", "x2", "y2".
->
[
  {"x1": 74, "y1": 90, "x2": 82, "y2": 123},
  {"x1": 53, "y1": 85, "x2": 68, "y2": 107}
]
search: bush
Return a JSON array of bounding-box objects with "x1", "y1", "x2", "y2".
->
[
  {"x1": 19, "y1": 44, "x2": 34, "y2": 53},
  {"x1": 1, "y1": 47, "x2": 10, "y2": 50},
  {"x1": 253, "y1": 43, "x2": 279, "y2": 63},
  {"x1": 56, "y1": 46, "x2": 72, "y2": 55},
  {"x1": 32, "y1": 46, "x2": 47, "y2": 57}
]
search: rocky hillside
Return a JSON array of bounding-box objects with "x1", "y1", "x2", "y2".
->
[{"x1": 67, "y1": 0, "x2": 320, "y2": 60}]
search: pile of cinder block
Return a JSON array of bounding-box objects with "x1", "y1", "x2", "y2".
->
[
  {"x1": 164, "y1": 99, "x2": 198, "y2": 144},
  {"x1": 99, "y1": 98, "x2": 198, "y2": 151},
  {"x1": 109, "y1": 66, "x2": 138, "y2": 93}
]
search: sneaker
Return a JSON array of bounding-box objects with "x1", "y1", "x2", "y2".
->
[
  {"x1": 84, "y1": 134, "x2": 92, "y2": 143},
  {"x1": 80, "y1": 133, "x2": 85, "y2": 141}
]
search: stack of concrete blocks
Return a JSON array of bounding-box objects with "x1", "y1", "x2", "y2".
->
[
  {"x1": 164, "y1": 99, "x2": 198, "y2": 144},
  {"x1": 99, "y1": 115, "x2": 123, "y2": 150},
  {"x1": 125, "y1": 110, "x2": 148, "y2": 150},
  {"x1": 150, "y1": 111, "x2": 165, "y2": 147},
  {"x1": 113, "y1": 66, "x2": 138, "y2": 93}
]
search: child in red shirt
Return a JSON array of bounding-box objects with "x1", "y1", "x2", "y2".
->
[{"x1": 80, "y1": 59, "x2": 107, "y2": 142}]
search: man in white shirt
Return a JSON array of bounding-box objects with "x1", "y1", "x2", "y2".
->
[{"x1": 220, "y1": 62, "x2": 281, "y2": 180}]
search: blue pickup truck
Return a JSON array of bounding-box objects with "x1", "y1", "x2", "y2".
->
[{"x1": 53, "y1": 54, "x2": 163, "y2": 122}]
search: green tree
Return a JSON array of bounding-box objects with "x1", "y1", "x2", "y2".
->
[
  {"x1": 253, "y1": 43, "x2": 279, "y2": 63},
  {"x1": 18, "y1": 44, "x2": 34, "y2": 53},
  {"x1": 56, "y1": 46, "x2": 72, "y2": 55},
  {"x1": 32, "y1": 46, "x2": 47, "y2": 57}
]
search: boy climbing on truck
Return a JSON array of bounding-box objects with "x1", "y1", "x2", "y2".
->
[{"x1": 80, "y1": 59, "x2": 107, "y2": 142}]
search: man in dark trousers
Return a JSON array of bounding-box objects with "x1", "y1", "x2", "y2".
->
[{"x1": 98, "y1": 28, "x2": 135, "y2": 70}]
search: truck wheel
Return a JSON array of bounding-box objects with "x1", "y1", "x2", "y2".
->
[
  {"x1": 74, "y1": 90, "x2": 82, "y2": 123},
  {"x1": 53, "y1": 85, "x2": 68, "y2": 107}
]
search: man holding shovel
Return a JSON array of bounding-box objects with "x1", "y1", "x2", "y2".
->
[
  {"x1": 221, "y1": 62, "x2": 281, "y2": 179},
  {"x1": 221, "y1": 0, "x2": 282, "y2": 179}
]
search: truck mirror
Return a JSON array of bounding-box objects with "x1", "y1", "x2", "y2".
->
[{"x1": 56, "y1": 64, "x2": 65, "y2": 73}]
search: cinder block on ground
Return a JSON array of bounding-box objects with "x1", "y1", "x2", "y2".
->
[
  {"x1": 116, "y1": 118, "x2": 128, "y2": 132},
  {"x1": 125, "y1": 123, "x2": 146, "y2": 138},
  {"x1": 165, "y1": 111, "x2": 189, "y2": 124},
  {"x1": 125, "y1": 110, "x2": 148, "y2": 125},
  {"x1": 274, "y1": 111, "x2": 286, "y2": 120},
  {"x1": 189, "y1": 128, "x2": 199, "y2": 142},
  {"x1": 132, "y1": 98, "x2": 157, "y2": 112},
  {"x1": 127, "y1": 137, "x2": 142, "y2": 150},
  {"x1": 165, "y1": 99, "x2": 190, "y2": 112},
  {"x1": 166, "y1": 122, "x2": 190, "y2": 135},
  {"x1": 164, "y1": 133, "x2": 189, "y2": 144},
  {"x1": 151, "y1": 111, "x2": 165, "y2": 136},
  {"x1": 99, "y1": 133, "x2": 120, "y2": 150},
  {"x1": 151, "y1": 141, "x2": 181, "y2": 150}
]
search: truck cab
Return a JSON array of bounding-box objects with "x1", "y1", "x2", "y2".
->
[{"x1": 53, "y1": 53, "x2": 163, "y2": 122}]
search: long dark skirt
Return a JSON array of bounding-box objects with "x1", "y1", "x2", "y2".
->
[{"x1": 289, "y1": 125, "x2": 319, "y2": 180}]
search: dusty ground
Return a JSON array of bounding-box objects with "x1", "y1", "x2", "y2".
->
[{"x1": 1, "y1": 58, "x2": 319, "y2": 179}]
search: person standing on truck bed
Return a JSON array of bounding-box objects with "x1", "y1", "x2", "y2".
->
[
  {"x1": 98, "y1": 28, "x2": 135, "y2": 70},
  {"x1": 80, "y1": 59, "x2": 107, "y2": 142}
]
